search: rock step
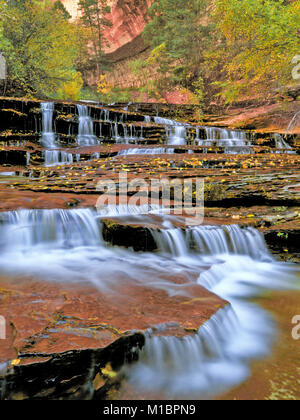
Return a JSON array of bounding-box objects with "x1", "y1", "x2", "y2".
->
[
  {"x1": 100, "y1": 217, "x2": 300, "y2": 260},
  {"x1": 0, "y1": 274, "x2": 226, "y2": 400}
]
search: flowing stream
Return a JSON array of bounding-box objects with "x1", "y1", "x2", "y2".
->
[
  {"x1": 37, "y1": 103, "x2": 297, "y2": 166},
  {"x1": 77, "y1": 104, "x2": 99, "y2": 146},
  {"x1": 40, "y1": 102, "x2": 56, "y2": 148},
  {"x1": 0, "y1": 208, "x2": 298, "y2": 398}
]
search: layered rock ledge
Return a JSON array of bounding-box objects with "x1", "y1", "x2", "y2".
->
[{"x1": 0, "y1": 275, "x2": 226, "y2": 400}]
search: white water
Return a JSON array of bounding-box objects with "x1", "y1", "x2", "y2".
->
[
  {"x1": 125, "y1": 222, "x2": 299, "y2": 397},
  {"x1": 77, "y1": 105, "x2": 99, "y2": 146},
  {"x1": 154, "y1": 116, "x2": 188, "y2": 146},
  {"x1": 0, "y1": 209, "x2": 298, "y2": 399},
  {"x1": 40, "y1": 102, "x2": 56, "y2": 148},
  {"x1": 152, "y1": 224, "x2": 271, "y2": 261},
  {"x1": 196, "y1": 127, "x2": 253, "y2": 153},
  {"x1": 118, "y1": 147, "x2": 175, "y2": 156},
  {"x1": 97, "y1": 204, "x2": 166, "y2": 217},
  {"x1": 44, "y1": 150, "x2": 74, "y2": 167},
  {"x1": 0, "y1": 209, "x2": 298, "y2": 397}
]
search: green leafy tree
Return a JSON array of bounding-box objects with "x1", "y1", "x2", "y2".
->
[
  {"x1": 0, "y1": 0, "x2": 83, "y2": 98},
  {"x1": 214, "y1": 0, "x2": 300, "y2": 102},
  {"x1": 52, "y1": 0, "x2": 72, "y2": 20},
  {"x1": 143, "y1": 0, "x2": 215, "y2": 101},
  {"x1": 78, "y1": 0, "x2": 112, "y2": 79}
]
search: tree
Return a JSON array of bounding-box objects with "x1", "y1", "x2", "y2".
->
[
  {"x1": 52, "y1": 0, "x2": 72, "y2": 20},
  {"x1": 143, "y1": 0, "x2": 215, "y2": 101},
  {"x1": 214, "y1": 0, "x2": 300, "y2": 102},
  {"x1": 0, "y1": 0, "x2": 83, "y2": 98},
  {"x1": 78, "y1": 0, "x2": 112, "y2": 78}
]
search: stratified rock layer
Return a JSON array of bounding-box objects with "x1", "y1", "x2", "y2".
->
[{"x1": 0, "y1": 276, "x2": 226, "y2": 399}]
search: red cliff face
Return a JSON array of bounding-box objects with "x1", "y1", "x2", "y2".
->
[
  {"x1": 58, "y1": 0, "x2": 152, "y2": 54},
  {"x1": 104, "y1": 0, "x2": 153, "y2": 54}
]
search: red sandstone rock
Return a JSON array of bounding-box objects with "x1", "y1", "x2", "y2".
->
[
  {"x1": 58, "y1": 0, "x2": 152, "y2": 54},
  {"x1": 0, "y1": 276, "x2": 226, "y2": 364}
]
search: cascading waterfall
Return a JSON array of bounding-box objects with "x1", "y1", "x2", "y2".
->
[
  {"x1": 125, "y1": 220, "x2": 299, "y2": 398},
  {"x1": 40, "y1": 102, "x2": 78, "y2": 166},
  {"x1": 118, "y1": 147, "x2": 175, "y2": 156},
  {"x1": 168, "y1": 125, "x2": 186, "y2": 146},
  {"x1": 77, "y1": 104, "x2": 99, "y2": 146},
  {"x1": 44, "y1": 150, "x2": 74, "y2": 167},
  {"x1": 103, "y1": 109, "x2": 110, "y2": 122},
  {"x1": 197, "y1": 127, "x2": 252, "y2": 153},
  {"x1": 0, "y1": 207, "x2": 298, "y2": 397},
  {"x1": 154, "y1": 116, "x2": 187, "y2": 146},
  {"x1": 40, "y1": 102, "x2": 56, "y2": 148},
  {"x1": 97, "y1": 204, "x2": 165, "y2": 217},
  {"x1": 0, "y1": 209, "x2": 102, "y2": 250},
  {"x1": 151, "y1": 224, "x2": 272, "y2": 260}
]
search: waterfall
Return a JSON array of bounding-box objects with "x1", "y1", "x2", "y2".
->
[
  {"x1": 154, "y1": 116, "x2": 187, "y2": 145},
  {"x1": 125, "y1": 250, "x2": 299, "y2": 397},
  {"x1": 124, "y1": 221, "x2": 299, "y2": 398},
  {"x1": 118, "y1": 147, "x2": 174, "y2": 156},
  {"x1": 201, "y1": 127, "x2": 252, "y2": 153},
  {"x1": 40, "y1": 102, "x2": 56, "y2": 148},
  {"x1": 103, "y1": 109, "x2": 110, "y2": 122},
  {"x1": 154, "y1": 117, "x2": 180, "y2": 126},
  {"x1": 0, "y1": 209, "x2": 102, "y2": 250},
  {"x1": 44, "y1": 150, "x2": 74, "y2": 167},
  {"x1": 97, "y1": 204, "x2": 164, "y2": 217},
  {"x1": 152, "y1": 224, "x2": 271, "y2": 260},
  {"x1": 168, "y1": 126, "x2": 186, "y2": 145},
  {"x1": 77, "y1": 105, "x2": 99, "y2": 146},
  {"x1": 113, "y1": 122, "x2": 124, "y2": 142},
  {"x1": 0, "y1": 208, "x2": 298, "y2": 397}
]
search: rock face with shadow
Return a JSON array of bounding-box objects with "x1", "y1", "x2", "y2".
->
[{"x1": 0, "y1": 276, "x2": 226, "y2": 400}]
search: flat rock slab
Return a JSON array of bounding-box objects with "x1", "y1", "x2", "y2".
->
[{"x1": 0, "y1": 273, "x2": 226, "y2": 399}]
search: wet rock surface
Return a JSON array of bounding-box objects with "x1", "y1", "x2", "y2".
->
[
  {"x1": 0, "y1": 276, "x2": 226, "y2": 400},
  {"x1": 0, "y1": 97, "x2": 299, "y2": 400}
]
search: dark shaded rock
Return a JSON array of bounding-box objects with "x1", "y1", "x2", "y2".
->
[{"x1": 102, "y1": 218, "x2": 157, "y2": 252}]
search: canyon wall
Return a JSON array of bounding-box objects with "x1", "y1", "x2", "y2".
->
[
  {"x1": 56, "y1": 0, "x2": 196, "y2": 103},
  {"x1": 59, "y1": 0, "x2": 152, "y2": 54}
]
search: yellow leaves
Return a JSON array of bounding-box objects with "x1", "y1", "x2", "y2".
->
[
  {"x1": 100, "y1": 363, "x2": 117, "y2": 379},
  {"x1": 58, "y1": 72, "x2": 83, "y2": 101},
  {"x1": 11, "y1": 359, "x2": 21, "y2": 366},
  {"x1": 97, "y1": 74, "x2": 111, "y2": 96}
]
